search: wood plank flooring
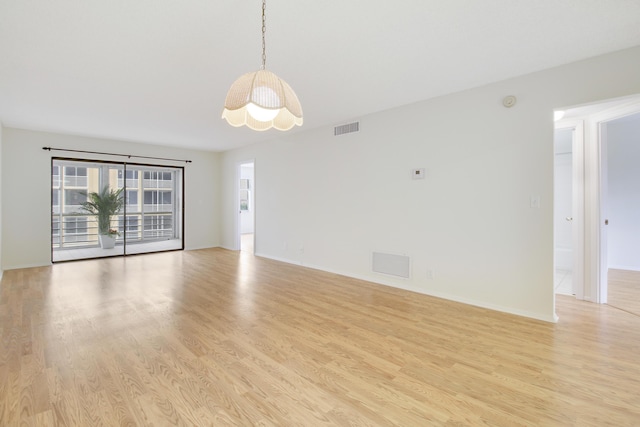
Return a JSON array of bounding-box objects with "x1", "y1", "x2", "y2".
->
[
  {"x1": 608, "y1": 269, "x2": 640, "y2": 317},
  {"x1": 1, "y1": 248, "x2": 639, "y2": 426}
]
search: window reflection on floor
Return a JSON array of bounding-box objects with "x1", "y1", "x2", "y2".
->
[{"x1": 241, "y1": 233, "x2": 254, "y2": 254}]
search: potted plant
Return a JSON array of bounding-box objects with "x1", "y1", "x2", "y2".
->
[{"x1": 79, "y1": 186, "x2": 124, "y2": 249}]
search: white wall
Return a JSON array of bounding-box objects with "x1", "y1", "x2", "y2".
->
[
  {"x1": 1, "y1": 128, "x2": 221, "y2": 269},
  {"x1": 0, "y1": 122, "x2": 3, "y2": 280},
  {"x1": 220, "y1": 46, "x2": 640, "y2": 322},
  {"x1": 607, "y1": 113, "x2": 640, "y2": 270}
]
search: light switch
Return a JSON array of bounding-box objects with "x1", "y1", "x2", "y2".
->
[{"x1": 530, "y1": 195, "x2": 540, "y2": 208}]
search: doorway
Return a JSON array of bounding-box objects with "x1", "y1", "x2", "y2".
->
[
  {"x1": 601, "y1": 112, "x2": 640, "y2": 315},
  {"x1": 555, "y1": 95, "x2": 640, "y2": 306},
  {"x1": 554, "y1": 127, "x2": 574, "y2": 295},
  {"x1": 238, "y1": 161, "x2": 255, "y2": 254}
]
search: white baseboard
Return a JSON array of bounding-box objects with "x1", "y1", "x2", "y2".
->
[{"x1": 608, "y1": 265, "x2": 640, "y2": 272}]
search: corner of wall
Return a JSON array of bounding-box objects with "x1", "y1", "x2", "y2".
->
[{"x1": 0, "y1": 121, "x2": 4, "y2": 278}]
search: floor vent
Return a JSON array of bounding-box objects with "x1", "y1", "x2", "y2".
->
[
  {"x1": 372, "y1": 252, "x2": 410, "y2": 279},
  {"x1": 334, "y1": 121, "x2": 359, "y2": 136}
]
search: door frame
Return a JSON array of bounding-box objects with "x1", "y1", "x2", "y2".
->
[
  {"x1": 587, "y1": 101, "x2": 640, "y2": 303},
  {"x1": 555, "y1": 96, "x2": 640, "y2": 305}
]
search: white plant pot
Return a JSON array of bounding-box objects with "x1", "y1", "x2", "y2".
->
[{"x1": 99, "y1": 235, "x2": 116, "y2": 249}]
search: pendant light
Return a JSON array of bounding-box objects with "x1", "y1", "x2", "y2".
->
[{"x1": 222, "y1": 0, "x2": 303, "y2": 131}]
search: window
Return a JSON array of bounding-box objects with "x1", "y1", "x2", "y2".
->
[
  {"x1": 52, "y1": 189, "x2": 60, "y2": 214},
  {"x1": 143, "y1": 190, "x2": 172, "y2": 212},
  {"x1": 52, "y1": 159, "x2": 183, "y2": 261},
  {"x1": 52, "y1": 165, "x2": 60, "y2": 187},
  {"x1": 143, "y1": 171, "x2": 171, "y2": 180},
  {"x1": 126, "y1": 190, "x2": 139, "y2": 211},
  {"x1": 118, "y1": 215, "x2": 140, "y2": 240},
  {"x1": 118, "y1": 170, "x2": 138, "y2": 180},
  {"x1": 63, "y1": 189, "x2": 87, "y2": 214},
  {"x1": 143, "y1": 190, "x2": 171, "y2": 205},
  {"x1": 117, "y1": 169, "x2": 139, "y2": 189},
  {"x1": 143, "y1": 214, "x2": 173, "y2": 239},
  {"x1": 63, "y1": 216, "x2": 88, "y2": 243},
  {"x1": 144, "y1": 170, "x2": 173, "y2": 188},
  {"x1": 52, "y1": 217, "x2": 60, "y2": 245},
  {"x1": 64, "y1": 166, "x2": 87, "y2": 187}
]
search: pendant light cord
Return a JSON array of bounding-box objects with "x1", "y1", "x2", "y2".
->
[{"x1": 261, "y1": 0, "x2": 267, "y2": 70}]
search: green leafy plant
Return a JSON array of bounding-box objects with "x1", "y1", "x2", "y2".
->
[{"x1": 79, "y1": 186, "x2": 124, "y2": 236}]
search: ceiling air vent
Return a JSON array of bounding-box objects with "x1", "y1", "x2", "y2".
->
[{"x1": 334, "y1": 122, "x2": 359, "y2": 136}]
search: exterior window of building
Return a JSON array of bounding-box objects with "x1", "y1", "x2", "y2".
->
[
  {"x1": 63, "y1": 189, "x2": 87, "y2": 214},
  {"x1": 52, "y1": 165, "x2": 61, "y2": 215},
  {"x1": 52, "y1": 165, "x2": 60, "y2": 187},
  {"x1": 64, "y1": 166, "x2": 87, "y2": 187},
  {"x1": 63, "y1": 216, "x2": 88, "y2": 243},
  {"x1": 126, "y1": 190, "x2": 139, "y2": 211},
  {"x1": 143, "y1": 190, "x2": 172, "y2": 212},
  {"x1": 52, "y1": 217, "x2": 60, "y2": 246},
  {"x1": 118, "y1": 170, "x2": 139, "y2": 189},
  {"x1": 144, "y1": 171, "x2": 172, "y2": 188},
  {"x1": 143, "y1": 215, "x2": 172, "y2": 239},
  {"x1": 118, "y1": 215, "x2": 140, "y2": 240},
  {"x1": 52, "y1": 189, "x2": 60, "y2": 214}
]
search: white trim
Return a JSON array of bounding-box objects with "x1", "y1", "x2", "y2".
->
[
  {"x1": 608, "y1": 265, "x2": 640, "y2": 272},
  {"x1": 185, "y1": 245, "x2": 221, "y2": 251}
]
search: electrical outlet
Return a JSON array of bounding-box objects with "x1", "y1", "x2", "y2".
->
[{"x1": 426, "y1": 269, "x2": 434, "y2": 280}]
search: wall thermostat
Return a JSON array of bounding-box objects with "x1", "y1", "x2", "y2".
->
[
  {"x1": 503, "y1": 95, "x2": 517, "y2": 108},
  {"x1": 411, "y1": 168, "x2": 426, "y2": 179}
]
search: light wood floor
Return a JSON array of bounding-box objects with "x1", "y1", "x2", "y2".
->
[
  {"x1": 608, "y1": 269, "x2": 640, "y2": 317},
  {"x1": 1, "y1": 249, "x2": 639, "y2": 426}
]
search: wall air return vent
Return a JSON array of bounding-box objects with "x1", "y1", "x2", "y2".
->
[
  {"x1": 372, "y1": 252, "x2": 410, "y2": 279},
  {"x1": 334, "y1": 121, "x2": 360, "y2": 136}
]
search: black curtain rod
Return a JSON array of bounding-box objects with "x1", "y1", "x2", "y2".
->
[{"x1": 42, "y1": 147, "x2": 192, "y2": 164}]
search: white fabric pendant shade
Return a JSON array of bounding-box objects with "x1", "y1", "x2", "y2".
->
[{"x1": 222, "y1": 69, "x2": 303, "y2": 131}]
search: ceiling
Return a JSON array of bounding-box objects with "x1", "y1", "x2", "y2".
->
[{"x1": 1, "y1": 1, "x2": 640, "y2": 152}]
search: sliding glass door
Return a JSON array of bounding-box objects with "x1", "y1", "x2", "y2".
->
[{"x1": 52, "y1": 159, "x2": 183, "y2": 262}]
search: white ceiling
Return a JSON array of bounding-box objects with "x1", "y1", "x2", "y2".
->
[{"x1": 1, "y1": 1, "x2": 640, "y2": 152}]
